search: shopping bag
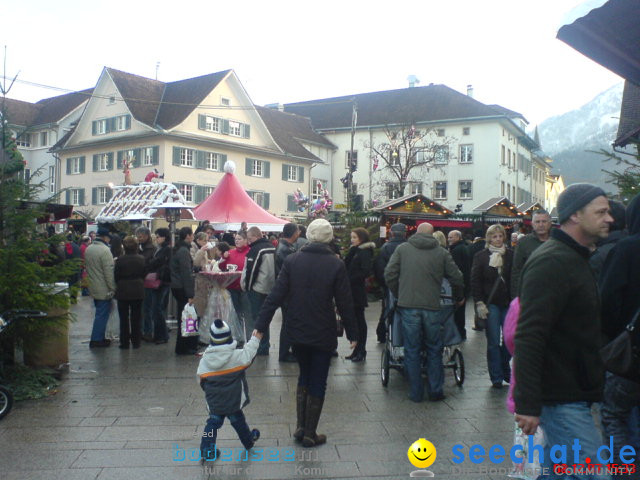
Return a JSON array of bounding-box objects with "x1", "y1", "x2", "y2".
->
[
  {"x1": 181, "y1": 303, "x2": 199, "y2": 337},
  {"x1": 509, "y1": 420, "x2": 545, "y2": 480},
  {"x1": 143, "y1": 272, "x2": 161, "y2": 289}
]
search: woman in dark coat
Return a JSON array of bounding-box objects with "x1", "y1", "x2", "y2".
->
[
  {"x1": 147, "y1": 228, "x2": 172, "y2": 344},
  {"x1": 114, "y1": 236, "x2": 146, "y2": 348},
  {"x1": 470, "y1": 224, "x2": 513, "y2": 388},
  {"x1": 254, "y1": 219, "x2": 357, "y2": 448},
  {"x1": 170, "y1": 227, "x2": 198, "y2": 355},
  {"x1": 344, "y1": 227, "x2": 375, "y2": 362}
]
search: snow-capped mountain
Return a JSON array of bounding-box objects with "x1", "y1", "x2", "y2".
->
[{"x1": 536, "y1": 83, "x2": 624, "y2": 189}]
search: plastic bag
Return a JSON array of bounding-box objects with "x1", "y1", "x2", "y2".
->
[
  {"x1": 181, "y1": 303, "x2": 199, "y2": 337},
  {"x1": 508, "y1": 420, "x2": 545, "y2": 480},
  {"x1": 105, "y1": 299, "x2": 118, "y2": 340}
]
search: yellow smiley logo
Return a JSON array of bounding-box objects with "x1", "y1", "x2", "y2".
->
[{"x1": 407, "y1": 438, "x2": 437, "y2": 469}]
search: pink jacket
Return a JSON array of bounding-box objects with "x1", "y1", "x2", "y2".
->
[{"x1": 503, "y1": 297, "x2": 520, "y2": 414}]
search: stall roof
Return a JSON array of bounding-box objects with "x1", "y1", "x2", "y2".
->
[
  {"x1": 517, "y1": 201, "x2": 545, "y2": 216},
  {"x1": 372, "y1": 193, "x2": 453, "y2": 216},
  {"x1": 20, "y1": 202, "x2": 74, "y2": 224},
  {"x1": 95, "y1": 182, "x2": 194, "y2": 223},
  {"x1": 473, "y1": 197, "x2": 523, "y2": 217}
]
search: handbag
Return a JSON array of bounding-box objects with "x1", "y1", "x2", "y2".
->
[
  {"x1": 144, "y1": 272, "x2": 161, "y2": 289},
  {"x1": 600, "y1": 307, "x2": 640, "y2": 381}
]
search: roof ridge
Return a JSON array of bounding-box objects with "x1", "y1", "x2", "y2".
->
[
  {"x1": 165, "y1": 69, "x2": 233, "y2": 87},
  {"x1": 105, "y1": 67, "x2": 165, "y2": 86},
  {"x1": 286, "y1": 83, "x2": 448, "y2": 106}
]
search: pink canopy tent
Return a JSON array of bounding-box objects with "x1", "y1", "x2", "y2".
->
[{"x1": 192, "y1": 161, "x2": 289, "y2": 232}]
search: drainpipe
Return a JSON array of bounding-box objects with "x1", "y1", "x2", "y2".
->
[{"x1": 368, "y1": 127, "x2": 373, "y2": 206}]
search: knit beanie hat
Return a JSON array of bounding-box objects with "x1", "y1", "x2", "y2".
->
[
  {"x1": 557, "y1": 183, "x2": 606, "y2": 224},
  {"x1": 390, "y1": 223, "x2": 407, "y2": 234},
  {"x1": 306, "y1": 219, "x2": 333, "y2": 244},
  {"x1": 209, "y1": 319, "x2": 232, "y2": 345}
]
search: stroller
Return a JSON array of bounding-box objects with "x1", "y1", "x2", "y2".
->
[
  {"x1": 380, "y1": 279, "x2": 465, "y2": 387},
  {"x1": 0, "y1": 309, "x2": 48, "y2": 420}
]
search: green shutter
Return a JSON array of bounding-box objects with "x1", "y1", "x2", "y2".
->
[
  {"x1": 79, "y1": 156, "x2": 85, "y2": 174},
  {"x1": 132, "y1": 148, "x2": 141, "y2": 168},
  {"x1": 92, "y1": 121, "x2": 97, "y2": 135},
  {"x1": 107, "y1": 187, "x2": 113, "y2": 202},
  {"x1": 196, "y1": 150, "x2": 205, "y2": 169},
  {"x1": 92, "y1": 187, "x2": 97, "y2": 205},
  {"x1": 219, "y1": 154, "x2": 227, "y2": 171},
  {"x1": 79, "y1": 189, "x2": 85, "y2": 206},
  {"x1": 93, "y1": 155, "x2": 98, "y2": 172},
  {"x1": 152, "y1": 146, "x2": 159, "y2": 166},
  {"x1": 194, "y1": 185, "x2": 204, "y2": 204},
  {"x1": 242, "y1": 124, "x2": 250, "y2": 139},
  {"x1": 222, "y1": 119, "x2": 229, "y2": 134},
  {"x1": 107, "y1": 152, "x2": 114, "y2": 170},
  {"x1": 172, "y1": 147, "x2": 181, "y2": 166},
  {"x1": 298, "y1": 166, "x2": 304, "y2": 183},
  {"x1": 65, "y1": 190, "x2": 70, "y2": 204},
  {"x1": 117, "y1": 151, "x2": 123, "y2": 169},
  {"x1": 264, "y1": 161, "x2": 270, "y2": 179},
  {"x1": 66, "y1": 158, "x2": 71, "y2": 175},
  {"x1": 198, "y1": 114, "x2": 206, "y2": 130},
  {"x1": 125, "y1": 115, "x2": 131, "y2": 130},
  {"x1": 263, "y1": 193, "x2": 270, "y2": 210},
  {"x1": 282, "y1": 164, "x2": 288, "y2": 181},
  {"x1": 287, "y1": 195, "x2": 296, "y2": 212},
  {"x1": 245, "y1": 158, "x2": 252, "y2": 175},
  {"x1": 108, "y1": 117, "x2": 115, "y2": 133}
]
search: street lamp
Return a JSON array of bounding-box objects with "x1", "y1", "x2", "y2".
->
[{"x1": 155, "y1": 201, "x2": 189, "y2": 248}]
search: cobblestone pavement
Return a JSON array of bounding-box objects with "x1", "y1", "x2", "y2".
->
[{"x1": 0, "y1": 296, "x2": 514, "y2": 480}]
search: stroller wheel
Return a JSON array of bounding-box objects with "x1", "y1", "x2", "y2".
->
[
  {"x1": 381, "y1": 346, "x2": 390, "y2": 387},
  {"x1": 452, "y1": 349, "x2": 464, "y2": 386},
  {"x1": 0, "y1": 384, "x2": 14, "y2": 420}
]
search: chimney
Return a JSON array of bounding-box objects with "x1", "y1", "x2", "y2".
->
[
  {"x1": 407, "y1": 75, "x2": 420, "y2": 88},
  {"x1": 466, "y1": 84, "x2": 474, "y2": 98}
]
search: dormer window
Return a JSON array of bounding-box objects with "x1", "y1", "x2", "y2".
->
[{"x1": 221, "y1": 97, "x2": 230, "y2": 106}]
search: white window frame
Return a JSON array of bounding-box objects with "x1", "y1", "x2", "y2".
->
[
  {"x1": 434, "y1": 145, "x2": 449, "y2": 165},
  {"x1": 390, "y1": 150, "x2": 401, "y2": 167},
  {"x1": 70, "y1": 157, "x2": 82, "y2": 174},
  {"x1": 345, "y1": 150, "x2": 358, "y2": 169},
  {"x1": 434, "y1": 181, "x2": 447, "y2": 200},
  {"x1": 49, "y1": 165, "x2": 55, "y2": 193},
  {"x1": 98, "y1": 186, "x2": 109, "y2": 204},
  {"x1": 205, "y1": 116, "x2": 220, "y2": 133},
  {"x1": 16, "y1": 132, "x2": 31, "y2": 147},
  {"x1": 115, "y1": 115, "x2": 128, "y2": 131},
  {"x1": 252, "y1": 159, "x2": 264, "y2": 177},
  {"x1": 312, "y1": 179, "x2": 327, "y2": 201},
  {"x1": 228, "y1": 121, "x2": 241, "y2": 137},
  {"x1": 98, "y1": 153, "x2": 109, "y2": 171},
  {"x1": 142, "y1": 147, "x2": 153, "y2": 166},
  {"x1": 459, "y1": 180, "x2": 472, "y2": 199},
  {"x1": 180, "y1": 148, "x2": 194, "y2": 167},
  {"x1": 460, "y1": 144, "x2": 473, "y2": 164},
  {"x1": 204, "y1": 186, "x2": 214, "y2": 197},
  {"x1": 71, "y1": 189, "x2": 81, "y2": 206},
  {"x1": 179, "y1": 184, "x2": 193, "y2": 202},
  {"x1": 409, "y1": 182, "x2": 422, "y2": 194},
  {"x1": 287, "y1": 165, "x2": 298, "y2": 182},
  {"x1": 387, "y1": 183, "x2": 400, "y2": 200},
  {"x1": 249, "y1": 191, "x2": 265, "y2": 207},
  {"x1": 95, "y1": 119, "x2": 108, "y2": 135},
  {"x1": 40, "y1": 131, "x2": 48, "y2": 147},
  {"x1": 206, "y1": 152, "x2": 219, "y2": 171}
]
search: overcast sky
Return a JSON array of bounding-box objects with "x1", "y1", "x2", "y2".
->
[{"x1": 1, "y1": 0, "x2": 620, "y2": 126}]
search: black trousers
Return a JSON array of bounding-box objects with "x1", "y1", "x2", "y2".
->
[
  {"x1": 117, "y1": 299, "x2": 142, "y2": 346},
  {"x1": 354, "y1": 306, "x2": 367, "y2": 355},
  {"x1": 172, "y1": 288, "x2": 199, "y2": 354}
]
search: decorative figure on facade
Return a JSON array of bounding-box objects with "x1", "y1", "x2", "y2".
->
[{"x1": 144, "y1": 168, "x2": 164, "y2": 183}]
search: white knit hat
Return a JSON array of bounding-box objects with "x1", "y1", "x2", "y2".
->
[
  {"x1": 306, "y1": 219, "x2": 333, "y2": 244},
  {"x1": 209, "y1": 319, "x2": 232, "y2": 345}
]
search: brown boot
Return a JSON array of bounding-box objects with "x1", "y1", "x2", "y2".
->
[
  {"x1": 293, "y1": 386, "x2": 307, "y2": 442},
  {"x1": 302, "y1": 395, "x2": 327, "y2": 448}
]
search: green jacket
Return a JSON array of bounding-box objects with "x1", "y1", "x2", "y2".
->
[
  {"x1": 384, "y1": 233, "x2": 463, "y2": 310},
  {"x1": 514, "y1": 229, "x2": 604, "y2": 416},
  {"x1": 85, "y1": 240, "x2": 116, "y2": 300},
  {"x1": 510, "y1": 232, "x2": 545, "y2": 298}
]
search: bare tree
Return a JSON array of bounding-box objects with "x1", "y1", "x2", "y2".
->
[{"x1": 365, "y1": 124, "x2": 456, "y2": 198}]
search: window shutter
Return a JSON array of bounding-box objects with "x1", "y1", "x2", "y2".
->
[
  {"x1": 263, "y1": 193, "x2": 270, "y2": 210},
  {"x1": 66, "y1": 158, "x2": 71, "y2": 175},
  {"x1": 79, "y1": 189, "x2": 85, "y2": 206},
  {"x1": 79, "y1": 156, "x2": 86, "y2": 173},
  {"x1": 264, "y1": 161, "x2": 270, "y2": 178},
  {"x1": 196, "y1": 150, "x2": 205, "y2": 169},
  {"x1": 117, "y1": 151, "x2": 123, "y2": 169},
  {"x1": 65, "y1": 190, "x2": 70, "y2": 204},
  {"x1": 108, "y1": 152, "x2": 114, "y2": 170},
  {"x1": 242, "y1": 124, "x2": 250, "y2": 139},
  {"x1": 152, "y1": 146, "x2": 159, "y2": 165},
  {"x1": 108, "y1": 117, "x2": 115, "y2": 133},
  {"x1": 125, "y1": 115, "x2": 131, "y2": 130},
  {"x1": 172, "y1": 147, "x2": 181, "y2": 166},
  {"x1": 198, "y1": 114, "x2": 206, "y2": 130},
  {"x1": 107, "y1": 187, "x2": 113, "y2": 202},
  {"x1": 298, "y1": 166, "x2": 304, "y2": 183},
  {"x1": 287, "y1": 195, "x2": 296, "y2": 212},
  {"x1": 132, "y1": 148, "x2": 141, "y2": 168},
  {"x1": 92, "y1": 121, "x2": 97, "y2": 135},
  {"x1": 222, "y1": 119, "x2": 229, "y2": 134},
  {"x1": 194, "y1": 185, "x2": 204, "y2": 204},
  {"x1": 219, "y1": 154, "x2": 227, "y2": 171},
  {"x1": 282, "y1": 164, "x2": 288, "y2": 181},
  {"x1": 93, "y1": 154, "x2": 98, "y2": 172},
  {"x1": 92, "y1": 187, "x2": 97, "y2": 205},
  {"x1": 245, "y1": 158, "x2": 252, "y2": 175}
]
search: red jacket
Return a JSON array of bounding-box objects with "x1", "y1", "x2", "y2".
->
[{"x1": 220, "y1": 245, "x2": 249, "y2": 290}]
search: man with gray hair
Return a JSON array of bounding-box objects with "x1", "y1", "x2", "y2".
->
[
  {"x1": 136, "y1": 226, "x2": 156, "y2": 342},
  {"x1": 385, "y1": 222, "x2": 464, "y2": 402},
  {"x1": 515, "y1": 184, "x2": 613, "y2": 478},
  {"x1": 510, "y1": 209, "x2": 552, "y2": 298}
]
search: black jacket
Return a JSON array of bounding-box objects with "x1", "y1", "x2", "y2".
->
[
  {"x1": 345, "y1": 242, "x2": 375, "y2": 308},
  {"x1": 471, "y1": 248, "x2": 513, "y2": 307},
  {"x1": 449, "y1": 241, "x2": 470, "y2": 295},
  {"x1": 600, "y1": 193, "x2": 640, "y2": 343},
  {"x1": 114, "y1": 253, "x2": 145, "y2": 301},
  {"x1": 373, "y1": 236, "x2": 405, "y2": 287},
  {"x1": 139, "y1": 239, "x2": 156, "y2": 275},
  {"x1": 510, "y1": 232, "x2": 546, "y2": 298},
  {"x1": 254, "y1": 242, "x2": 357, "y2": 352},
  {"x1": 514, "y1": 228, "x2": 605, "y2": 416},
  {"x1": 590, "y1": 230, "x2": 626, "y2": 282},
  {"x1": 148, "y1": 244, "x2": 172, "y2": 284},
  {"x1": 170, "y1": 241, "x2": 195, "y2": 298},
  {"x1": 275, "y1": 238, "x2": 296, "y2": 277}
]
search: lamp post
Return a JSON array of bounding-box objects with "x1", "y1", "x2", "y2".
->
[{"x1": 163, "y1": 205, "x2": 182, "y2": 248}]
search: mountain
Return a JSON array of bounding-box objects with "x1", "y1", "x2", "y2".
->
[{"x1": 536, "y1": 83, "x2": 624, "y2": 191}]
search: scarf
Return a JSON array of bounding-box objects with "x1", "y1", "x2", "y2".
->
[{"x1": 488, "y1": 244, "x2": 506, "y2": 273}]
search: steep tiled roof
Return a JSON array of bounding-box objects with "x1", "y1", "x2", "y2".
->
[
  {"x1": 256, "y1": 106, "x2": 334, "y2": 161},
  {"x1": 284, "y1": 84, "x2": 512, "y2": 130},
  {"x1": 106, "y1": 68, "x2": 230, "y2": 130},
  {"x1": 1, "y1": 98, "x2": 41, "y2": 126},
  {"x1": 615, "y1": 80, "x2": 640, "y2": 147},
  {"x1": 35, "y1": 89, "x2": 93, "y2": 124}
]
